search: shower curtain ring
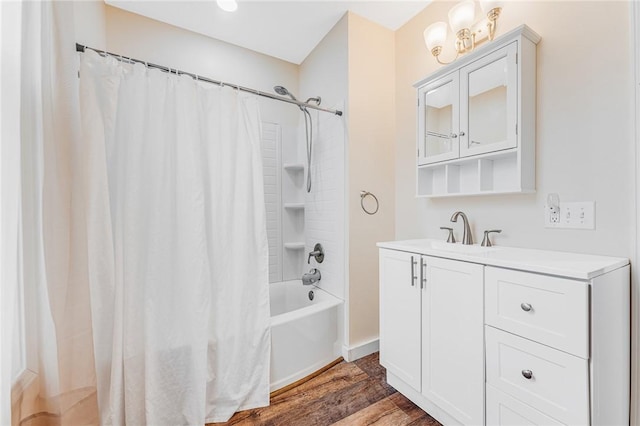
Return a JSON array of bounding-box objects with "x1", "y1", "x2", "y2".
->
[{"x1": 360, "y1": 190, "x2": 379, "y2": 215}]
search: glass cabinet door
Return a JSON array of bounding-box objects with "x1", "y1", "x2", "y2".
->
[
  {"x1": 459, "y1": 42, "x2": 517, "y2": 157},
  {"x1": 418, "y1": 72, "x2": 459, "y2": 165}
]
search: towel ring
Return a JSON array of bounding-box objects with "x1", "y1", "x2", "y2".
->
[{"x1": 360, "y1": 190, "x2": 379, "y2": 215}]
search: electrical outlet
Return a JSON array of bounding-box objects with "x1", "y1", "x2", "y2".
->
[
  {"x1": 545, "y1": 201, "x2": 595, "y2": 229},
  {"x1": 544, "y1": 204, "x2": 559, "y2": 227},
  {"x1": 545, "y1": 193, "x2": 560, "y2": 226}
]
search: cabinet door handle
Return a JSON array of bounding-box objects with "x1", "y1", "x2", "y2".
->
[
  {"x1": 459, "y1": 131, "x2": 466, "y2": 136},
  {"x1": 521, "y1": 369, "x2": 533, "y2": 380},
  {"x1": 520, "y1": 303, "x2": 533, "y2": 312},
  {"x1": 449, "y1": 133, "x2": 458, "y2": 139},
  {"x1": 420, "y1": 257, "x2": 427, "y2": 289},
  {"x1": 410, "y1": 256, "x2": 417, "y2": 286}
]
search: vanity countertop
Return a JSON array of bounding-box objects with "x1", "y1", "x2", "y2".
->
[{"x1": 377, "y1": 239, "x2": 629, "y2": 280}]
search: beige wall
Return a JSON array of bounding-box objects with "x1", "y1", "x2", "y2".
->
[
  {"x1": 396, "y1": 1, "x2": 634, "y2": 258},
  {"x1": 104, "y1": 5, "x2": 299, "y2": 127},
  {"x1": 347, "y1": 13, "x2": 396, "y2": 347},
  {"x1": 74, "y1": 0, "x2": 107, "y2": 49}
]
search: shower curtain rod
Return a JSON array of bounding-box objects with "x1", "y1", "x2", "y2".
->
[{"x1": 75, "y1": 43, "x2": 343, "y2": 116}]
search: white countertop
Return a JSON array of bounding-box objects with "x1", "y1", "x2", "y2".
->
[{"x1": 377, "y1": 239, "x2": 629, "y2": 280}]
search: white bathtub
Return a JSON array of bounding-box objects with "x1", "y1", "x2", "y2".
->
[{"x1": 269, "y1": 280, "x2": 343, "y2": 392}]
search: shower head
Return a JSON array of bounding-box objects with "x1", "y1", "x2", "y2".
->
[{"x1": 274, "y1": 85, "x2": 297, "y2": 101}]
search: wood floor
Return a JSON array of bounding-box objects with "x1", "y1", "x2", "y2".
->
[{"x1": 209, "y1": 352, "x2": 441, "y2": 426}]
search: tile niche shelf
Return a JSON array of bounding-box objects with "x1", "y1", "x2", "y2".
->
[
  {"x1": 283, "y1": 163, "x2": 305, "y2": 172},
  {"x1": 284, "y1": 242, "x2": 305, "y2": 250},
  {"x1": 284, "y1": 203, "x2": 305, "y2": 210},
  {"x1": 417, "y1": 149, "x2": 534, "y2": 198}
]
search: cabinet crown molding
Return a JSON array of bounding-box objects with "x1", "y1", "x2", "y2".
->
[{"x1": 413, "y1": 24, "x2": 541, "y2": 89}]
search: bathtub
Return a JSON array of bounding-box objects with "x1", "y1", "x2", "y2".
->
[{"x1": 269, "y1": 280, "x2": 343, "y2": 392}]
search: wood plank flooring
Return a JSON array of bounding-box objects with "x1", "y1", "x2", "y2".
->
[{"x1": 209, "y1": 352, "x2": 441, "y2": 426}]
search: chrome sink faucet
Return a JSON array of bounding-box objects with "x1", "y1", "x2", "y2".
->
[{"x1": 450, "y1": 211, "x2": 473, "y2": 245}]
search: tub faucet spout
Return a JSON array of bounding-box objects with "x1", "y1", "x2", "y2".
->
[{"x1": 302, "y1": 268, "x2": 321, "y2": 286}]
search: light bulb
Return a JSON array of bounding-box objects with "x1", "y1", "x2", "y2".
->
[
  {"x1": 217, "y1": 0, "x2": 238, "y2": 12},
  {"x1": 424, "y1": 22, "x2": 448, "y2": 51},
  {"x1": 479, "y1": 0, "x2": 503, "y2": 14},
  {"x1": 448, "y1": 0, "x2": 475, "y2": 33}
]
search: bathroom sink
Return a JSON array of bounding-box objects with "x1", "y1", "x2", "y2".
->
[{"x1": 426, "y1": 241, "x2": 498, "y2": 254}]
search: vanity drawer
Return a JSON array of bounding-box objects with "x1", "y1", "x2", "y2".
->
[
  {"x1": 485, "y1": 267, "x2": 589, "y2": 358},
  {"x1": 486, "y1": 384, "x2": 564, "y2": 426},
  {"x1": 486, "y1": 326, "x2": 589, "y2": 425}
]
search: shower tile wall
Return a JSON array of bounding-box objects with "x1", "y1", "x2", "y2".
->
[
  {"x1": 262, "y1": 122, "x2": 282, "y2": 283},
  {"x1": 305, "y1": 105, "x2": 346, "y2": 300}
]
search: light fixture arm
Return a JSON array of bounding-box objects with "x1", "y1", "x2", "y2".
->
[
  {"x1": 486, "y1": 7, "x2": 502, "y2": 40},
  {"x1": 431, "y1": 46, "x2": 459, "y2": 65}
]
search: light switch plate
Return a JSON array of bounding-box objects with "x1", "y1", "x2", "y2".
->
[{"x1": 545, "y1": 201, "x2": 595, "y2": 229}]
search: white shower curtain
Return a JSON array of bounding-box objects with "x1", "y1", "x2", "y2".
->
[{"x1": 79, "y1": 50, "x2": 271, "y2": 424}]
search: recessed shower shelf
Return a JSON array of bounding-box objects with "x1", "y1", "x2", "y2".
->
[
  {"x1": 284, "y1": 242, "x2": 305, "y2": 250},
  {"x1": 283, "y1": 163, "x2": 305, "y2": 172},
  {"x1": 284, "y1": 203, "x2": 305, "y2": 211}
]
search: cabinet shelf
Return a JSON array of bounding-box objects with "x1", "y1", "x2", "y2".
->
[
  {"x1": 283, "y1": 163, "x2": 305, "y2": 172},
  {"x1": 417, "y1": 150, "x2": 532, "y2": 198},
  {"x1": 284, "y1": 242, "x2": 305, "y2": 250}
]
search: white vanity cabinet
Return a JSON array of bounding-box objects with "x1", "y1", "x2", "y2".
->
[
  {"x1": 379, "y1": 249, "x2": 484, "y2": 426},
  {"x1": 379, "y1": 249, "x2": 421, "y2": 390},
  {"x1": 378, "y1": 240, "x2": 630, "y2": 426},
  {"x1": 484, "y1": 265, "x2": 630, "y2": 426},
  {"x1": 415, "y1": 25, "x2": 539, "y2": 197}
]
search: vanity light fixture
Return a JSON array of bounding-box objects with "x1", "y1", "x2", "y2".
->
[
  {"x1": 217, "y1": 0, "x2": 238, "y2": 12},
  {"x1": 423, "y1": 0, "x2": 503, "y2": 65}
]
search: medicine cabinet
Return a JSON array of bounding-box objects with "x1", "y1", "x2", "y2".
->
[{"x1": 414, "y1": 25, "x2": 540, "y2": 197}]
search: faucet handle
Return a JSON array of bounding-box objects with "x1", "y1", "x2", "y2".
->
[
  {"x1": 481, "y1": 229, "x2": 502, "y2": 247},
  {"x1": 440, "y1": 227, "x2": 456, "y2": 244},
  {"x1": 307, "y1": 243, "x2": 325, "y2": 264}
]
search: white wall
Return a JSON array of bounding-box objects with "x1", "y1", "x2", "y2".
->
[
  {"x1": 300, "y1": 15, "x2": 348, "y2": 302},
  {"x1": 396, "y1": 1, "x2": 634, "y2": 259}
]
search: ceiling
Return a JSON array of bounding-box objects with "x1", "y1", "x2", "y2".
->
[{"x1": 105, "y1": 1, "x2": 431, "y2": 64}]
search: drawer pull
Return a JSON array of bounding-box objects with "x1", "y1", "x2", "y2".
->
[
  {"x1": 520, "y1": 302, "x2": 532, "y2": 312},
  {"x1": 521, "y1": 369, "x2": 533, "y2": 380}
]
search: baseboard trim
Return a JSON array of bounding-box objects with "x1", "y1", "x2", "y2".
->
[{"x1": 342, "y1": 338, "x2": 379, "y2": 362}]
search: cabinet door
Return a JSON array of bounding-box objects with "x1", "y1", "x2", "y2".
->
[
  {"x1": 379, "y1": 249, "x2": 421, "y2": 391},
  {"x1": 421, "y1": 257, "x2": 484, "y2": 425},
  {"x1": 459, "y1": 42, "x2": 518, "y2": 158},
  {"x1": 418, "y1": 71, "x2": 460, "y2": 165}
]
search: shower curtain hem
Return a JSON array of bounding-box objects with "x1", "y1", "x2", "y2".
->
[{"x1": 204, "y1": 398, "x2": 270, "y2": 423}]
